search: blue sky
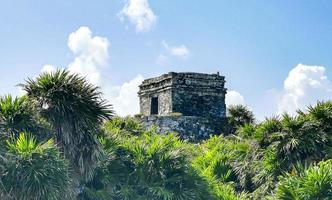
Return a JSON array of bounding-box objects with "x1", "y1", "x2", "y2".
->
[{"x1": 1, "y1": 0, "x2": 332, "y2": 119}]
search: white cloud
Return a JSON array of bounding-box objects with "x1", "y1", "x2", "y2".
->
[
  {"x1": 41, "y1": 65, "x2": 57, "y2": 73},
  {"x1": 156, "y1": 54, "x2": 169, "y2": 65},
  {"x1": 162, "y1": 40, "x2": 190, "y2": 59},
  {"x1": 38, "y1": 27, "x2": 148, "y2": 117},
  {"x1": 66, "y1": 27, "x2": 142, "y2": 116},
  {"x1": 118, "y1": 0, "x2": 157, "y2": 32},
  {"x1": 170, "y1": 45, "x2": 190, "y2": 58},
  {"x1": 226, "y1": 90, "x2": 246, "y2": 107},
  {"x1": 110, "y1": 75, "x2": 144, "y2": 116},
  {"x1": 277, "y1": 63, "x2": 332, "y2": 115},
  {"x1": 67, "y1": 26, "x2": 109, "y2": 85}
]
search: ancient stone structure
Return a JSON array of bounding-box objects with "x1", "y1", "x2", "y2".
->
[{"x1": 137, "y1": 72, "x2": 227, "y2": 141}]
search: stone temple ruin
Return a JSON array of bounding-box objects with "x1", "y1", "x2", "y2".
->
[{"x1": 138, "y1": 72, "x2": 227, "y2": 141}]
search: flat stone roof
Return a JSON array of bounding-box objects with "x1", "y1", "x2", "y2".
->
[
  {"x1": 139, "y1": 72, "x2": 225, "y2": 92},
  {"x1": 141, "y1": 72, "x2": 224, "y2": 85}
]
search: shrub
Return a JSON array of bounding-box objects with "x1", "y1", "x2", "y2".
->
[
  {"x1": 81, "y1": 130, "x2": 212, "y2": 200},
  {"x1": 0, "y1": 95, "x2": 50, "y2": 141},
  {"x1": 192, "y1": 135, "x2": 252, "y2": 199},
  {"x1": 0, "y1": 133, "x2": 72, "y2": 200},
  {"x1": 275, "y1": 160, "x2": 332, "y2": 200},
  {"x1": 226, "y1": 105, "x2": 255, "y2": 135},
  {"x1": 103, "y1": 116, "x2": 144, "y2": 136}
]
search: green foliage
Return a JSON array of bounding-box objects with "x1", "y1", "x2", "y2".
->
[
  {"x1": 237, "y1": 123, "x2": 256, "y2": 139},
  {"x1": 0, "y1": 133, "x2": 72, "y2": 200},
  {"x1": 300, "y1": 101, "x2": 332, "y2": 157},
  {"x1": 275, "y1": 160, "x2": 332, "y2": 200},
  {"x1": 2, "y1": 70, "x2": 332, "y2": 200},
  {"x1": 81, "y1": 129, "x2": 212, "y2": 200},
  {"x1": 0, "y1": 95, "x2": 50, "y2": 141},
  {"x1": 254, "y1": 116, "x2": 282, "y2": 147},
  {"x1": 20, "y1": 69, "x2": 113, "y2": 176},
  {"x1": 226, "y1": 105, "x2": 255, "y2": 135},
  {"x1": 103, "y1": 116, "x2": 144, "y2": 136},
  {"x1": 197, "y1": 135, "x2": 260, "y2": 192},
  {"x1": 257, "y1": 114, "x2": 329, "y2": 173},
  {"x1": 192, "y1": 136, "x2": 247, "y2": 200},
  {"x1": 201, "y1": 101, "x2": 332, "y2": 199}
]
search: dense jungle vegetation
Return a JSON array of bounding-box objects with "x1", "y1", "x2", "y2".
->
[{"x1": 1, "y1": 69, "x2": 332, "y2": 200}]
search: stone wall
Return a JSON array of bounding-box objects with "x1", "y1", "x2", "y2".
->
[
  {"x1": 170, "y1": 72, "x2": 226, "y2": 118},
  {"x1": 138, "y1": 72, "x2": 227, "y2": 140},
  {"x1": 138, "y1": 72, "x2": 173, "y2": 116},
  {"x1": 139, "y1": 115, "x2": 226, "y2": 141},
  {"x1": 172, "y1": 88, "x2": 226, "y2": 118},
  {"x1": 138, "y1": 72, "x2": 227, "y2": 118},
  {"x1": 139, "y1": 89, "x2": 172, "y2": 116}
]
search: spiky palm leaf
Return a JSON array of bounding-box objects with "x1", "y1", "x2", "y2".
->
[
  {"x1": 20, "y1": 69, "x2": 113, "y2": 176},
  {"x1": 0, "y1": 133, "x2": 72, "y2": 200},
  {"x1": 0, "y1": 95, "x2": 49, "y2": 141},
  {"x1": 192, "y1": 135, "x2": 252, "y2": 199},
  {"x1": 276, "y1": 160, "x2": 332, "y2": 200},
  {"x1": 82, "y1": 125, "x2": 212, "y2": 200},
  {"x1": 227, "y1": 105, "x2": 255, "y2": 135}
]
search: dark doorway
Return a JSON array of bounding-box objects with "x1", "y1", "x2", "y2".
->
[{"x1": 150, "y1": 97, "x2": 158, "y2": 115}]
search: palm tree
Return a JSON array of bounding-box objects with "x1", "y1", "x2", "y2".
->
[
  {"x1": 20, "y1": 69, "x2": 113, "y2": 176},
  {"x1": 0, "y1": 133, "x2": 72, "y2": 200},
  {"x1": 253, "y1": 116, "x2": 282, "y2": 148},
  {"x1": 0, "y1": 95, "x2": 48, "y2": 141},
  {"x1": 227, "y1": 105, "x2": 255, "y2": 135},
  {"x1": 265, "y1": 113, "x2": 328, "y2": 172},
  {"x1": 298, "y1": 101, "x2": 332, "y2": 158}
]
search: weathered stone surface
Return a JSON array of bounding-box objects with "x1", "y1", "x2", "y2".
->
[
  {"x1": 139, "y1": 115, "x2": 226, "y2": 141},
  {"x1": 138, "y1": 72, "x2": 227, "y2": 140},
  {"x1": 138, "y1": 72, "x2": 226, "y2": 117}
]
